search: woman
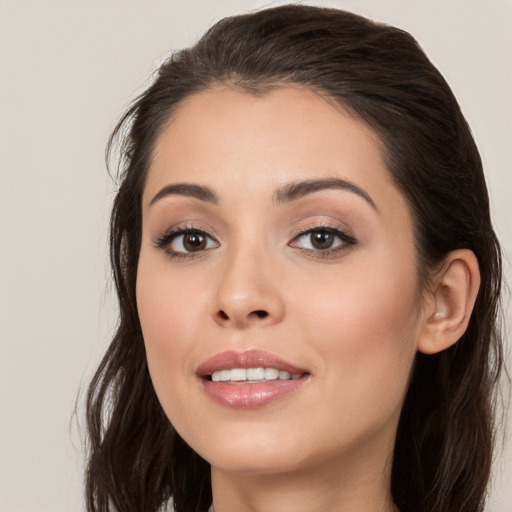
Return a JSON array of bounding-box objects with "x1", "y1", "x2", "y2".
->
[{"x1": 85, "y1": 5, "x2": 504, "y2": 512}]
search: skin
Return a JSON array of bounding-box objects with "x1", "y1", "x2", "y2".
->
[{"x1": 136, "y1": 87, "x2": 478, "y2": 512}]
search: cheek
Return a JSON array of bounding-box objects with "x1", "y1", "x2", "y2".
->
[
  {"x1": 298, "y1": 250, "x2": 421, "y2": 339},
  {"x1": 136, "y1": 257, "x2": 207, "y2": 406},
  {"x1": 293, "y1": 254, "x2": 421, "y2": 419},
  {"x1": 137, "y1": 252, "x2": 208, "y2": 340}
]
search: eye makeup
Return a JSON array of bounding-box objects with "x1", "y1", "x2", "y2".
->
[
  {"x1": 289, "y1": 223, "x2": 357, "y2": 258},
  {"x1": 152, "y1": 218, "x2": 357, "y2": 262},
  {"x1": 153, "y1": 223, "x2": 219, "y2": 260}
]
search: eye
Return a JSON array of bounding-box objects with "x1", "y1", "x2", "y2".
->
[
  {"x1": 290, "y1": 227, "x2": 356, "y2": 253},
  {"x1": 155, "y1": 227, "x2": 218, "y2": 256}
]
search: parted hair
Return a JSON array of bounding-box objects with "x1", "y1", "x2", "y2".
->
[{"x1": 85, "y1": 5, "x2": 504, "y2": 512}]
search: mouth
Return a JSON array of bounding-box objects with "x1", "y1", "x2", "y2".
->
[
  {"x1": 209, "y1": 367, "x2": 305, "y2": 383},
  {"x1": 197, "y1": 350, "x2": 310, "y2": 408}
]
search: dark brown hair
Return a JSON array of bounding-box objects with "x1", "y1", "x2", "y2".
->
[{"x1": 85, "y1": 5, "x2": 503, "y2": 512}]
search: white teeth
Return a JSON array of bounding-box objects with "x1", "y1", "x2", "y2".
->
[
  {"x1": 247, "y1": 367, "x2": 265, "y2": 380},
  {"x1": 211, "y1": 369, "x2": 231, "y2": 382},
  {"x1": 210, "y1": 367, "x2": 302, "y2": 383},
  {"x1": 264, "y1": 368, "x2": 279, "y2": 380},
  {"x1": 230, "y1": 368, "x2": 247, "y2": 381}
]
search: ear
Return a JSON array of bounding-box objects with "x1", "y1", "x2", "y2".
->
[{"x1": 417, "y1": 249, "x2": 481, "y2": 355}]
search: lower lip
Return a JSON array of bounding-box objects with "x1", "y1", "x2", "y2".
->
[{"x1": 202, "y1": 378, "x2": 307, "y2": 409}]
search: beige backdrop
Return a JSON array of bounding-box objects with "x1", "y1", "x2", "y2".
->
[{"x1": 1, "y1": 1, "x2": 510, "y2": 511}]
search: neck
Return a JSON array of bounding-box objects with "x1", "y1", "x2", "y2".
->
[{"x1": 210, "y1": 441, "x2": 398, "y2": 512}]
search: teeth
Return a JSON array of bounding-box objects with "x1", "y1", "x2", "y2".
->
[
  {"x1": 264, "y1": 368, "x2": 279, "y2": 380},
  {"x1": 211, "y1": 369, "x2": 230, "y2": 382},
  {"x1": 247, "y1": 367, "x2": 265, "y2": 380},
  {"x1": 230, "y1": 368, "x2": 247, "y2": 381},
  {"x1": 210, "y1": 367, "x2": 302, "y2": 383}
]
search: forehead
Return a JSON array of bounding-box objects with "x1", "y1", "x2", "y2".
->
[{"x1": 144, "y1": 86, "x2": 403, "y2": 215}]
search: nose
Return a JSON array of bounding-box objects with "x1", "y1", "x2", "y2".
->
[{"x1": 212, "y1": 243, "x2": 285, "y2": 329}]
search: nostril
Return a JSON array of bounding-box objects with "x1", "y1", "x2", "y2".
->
[
  {"x1": 218, "y1": 310, "x2": 229, "y2": 320},
  {"x1": 215, "y1": 309, "x2": 270, "y2": 324}
]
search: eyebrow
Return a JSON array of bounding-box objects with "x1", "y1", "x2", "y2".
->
[
  {"x1": 149, "y1": 183, "x2": 219, "y2": 206},
  {"x1": 274, "y1": 178, "x2": 378, "y2": 211},
  {"x1": 148, "y1": 177, "x2": 377, "y2": 211}
]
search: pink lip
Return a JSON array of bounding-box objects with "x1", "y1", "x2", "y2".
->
[
  {"x1": 196, "y1": 350, "x2": 310, "y2": 409},
  {"x1": 196, "y1": 349, "x2": 308, "y2": 376}
]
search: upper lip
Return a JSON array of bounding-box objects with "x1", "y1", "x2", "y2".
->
[{"x1": 196, "y1": 349, "x2": 309, "y2": 377}]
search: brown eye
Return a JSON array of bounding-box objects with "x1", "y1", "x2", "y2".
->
[
  {"x1": 182, "y1": 233, "x2": 207, "y2": 252},
  {"x1": 290, "y1": 226, "x2": 357, "y2": 254},
  {"x1": 162, "y1": 229, "x2": 218, "y2": 255},
  {"x1": 310, "y1": 231, "x2": 335, "y2": 250}
]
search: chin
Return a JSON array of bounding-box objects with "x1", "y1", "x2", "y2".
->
[
  {"x1": 190, "y1": 426, "x2": 308, "y2": 475},
  {"x1": 208, "y1": 450, "x2": 305, "y2": 476}
]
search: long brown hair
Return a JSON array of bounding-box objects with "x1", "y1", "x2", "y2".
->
[{"x1": 85, "y1": 5, "x2": 504, "y2": 512}]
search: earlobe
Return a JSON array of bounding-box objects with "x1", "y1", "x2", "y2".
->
[{"x1": 417, "y1": 249, "x2": 480, "y2": 355}]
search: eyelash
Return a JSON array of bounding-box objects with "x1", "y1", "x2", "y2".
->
[
  {"x1": 154, "y1": 224, "x2": 219, "y2": 260},
  {"x1": 290, "y1": 224, "x2": 357, "y2": 257},
  {"x1": 153, "y1": 223, "x2": 357, "y2": 260}
]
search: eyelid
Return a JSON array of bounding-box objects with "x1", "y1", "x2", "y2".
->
[
  {"x1": 291, "y1": 221, "x2": 355, "y2": 240},
  {"x1": 153, "y1": 223, "x2": 219, "y2": 258},
  {"x1": 289, "y1": 222, "x2": 357, "y2": 255},
  {"x1": 152, "y1": 220, "x2": 356, "y2": 260}
]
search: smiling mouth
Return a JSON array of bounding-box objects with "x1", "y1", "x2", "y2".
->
[
  {"x1": 197, "y1": 349, "x2": 310, "y2": 381},
  {"x1": 208, "y1": 367, "x2": 306, "y2": 383},
  {"x1": 197, "y1": 350, "x2": 310, "y2": 408}
]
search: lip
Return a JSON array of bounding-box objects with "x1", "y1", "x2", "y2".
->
[
  {"x1": 196, "y1": 349, "x2": 308, "y2": 376},
  {"x1": 196, "y1": 349, "x2": 310, "y2": 409}
]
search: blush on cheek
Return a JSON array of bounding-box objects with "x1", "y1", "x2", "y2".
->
[{"x1": 299, "y1": 265, "x2": 420, "y2": 407}]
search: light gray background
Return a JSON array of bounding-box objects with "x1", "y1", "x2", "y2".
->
[{"x1": 1, "y1": 1, "x2": 510, "y2": 511}]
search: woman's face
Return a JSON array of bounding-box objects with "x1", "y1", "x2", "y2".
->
[{"x1": 137, "y1": 87, "x2": 426, "y2": 476}]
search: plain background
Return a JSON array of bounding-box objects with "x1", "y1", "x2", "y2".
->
[{"x1": 1, "y1": 1, "x2": 510, "y2": 511}]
